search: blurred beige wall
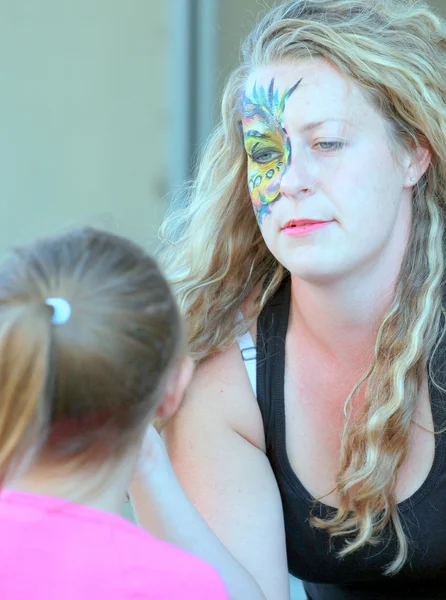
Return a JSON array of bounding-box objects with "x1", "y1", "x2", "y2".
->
[
  {"x1": 0, "y1": 1, "x2": 169, "y2": 258},
  {"x1": 429, "y1": 0, "x2": 446, "y2": 12}
]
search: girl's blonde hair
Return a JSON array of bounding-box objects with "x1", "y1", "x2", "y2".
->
[
  {"x1": 0, "y1": 228, "x2": 183, "y2": 485},
  {"x1": 160, "y1": 0, "x2": 446, "y2": 574}
]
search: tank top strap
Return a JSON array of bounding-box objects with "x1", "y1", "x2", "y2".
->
[
  {"x1": 256, "y1": 273, "x2": 291, "y2": 454},
  {"x1": 236, "y1": 323, "x2": 257, "y2": 396}
]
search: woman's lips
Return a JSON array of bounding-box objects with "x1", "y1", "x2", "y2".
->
[{"x1": 281, "y1": 219, "x2": 333, "y2": 236}]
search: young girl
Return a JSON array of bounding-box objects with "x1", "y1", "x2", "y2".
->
[{"x1": 0, "y1": 228, "x2": 229, "y2": 599}]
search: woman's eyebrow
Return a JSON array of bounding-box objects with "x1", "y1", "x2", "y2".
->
[
  {"x1": 243, "y1": 130, "x2": 272, "y2": 140},
  {"x1": 243, "y1": 118, "x2": 351, "y2": 140},
  {"x1": 300, "y1": 118, "x2": 352, "y2": 132}
]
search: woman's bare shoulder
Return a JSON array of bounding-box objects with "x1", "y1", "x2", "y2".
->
[{"x1": 177, "y1": 341, "x2": 265, "y2": 452}]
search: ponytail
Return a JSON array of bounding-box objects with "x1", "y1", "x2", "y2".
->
[{"x1": 0, "y1": 303, "x2": 52, "y2": 485}]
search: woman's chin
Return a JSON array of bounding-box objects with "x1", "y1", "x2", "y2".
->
[{"x1": 284, "y1": 257, "x2": 346, "y2": 285}]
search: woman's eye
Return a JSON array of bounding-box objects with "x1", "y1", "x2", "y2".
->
[
  {"x1": 251, "y1": 148, "x2": 283, "y2": 164},
  {"x1": 315, "y1": 141, "x2": 345, "y2": 152}
]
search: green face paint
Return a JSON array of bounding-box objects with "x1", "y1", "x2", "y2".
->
[{"x1": 242, "y1": 78, "x2": 301, "y2": 224}]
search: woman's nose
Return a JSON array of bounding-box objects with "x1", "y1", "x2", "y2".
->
[{"x1": 279, "y1": 152, "x2": 315, "y2": 200}]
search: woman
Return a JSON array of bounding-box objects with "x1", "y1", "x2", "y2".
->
[
  {"x1": 132, "y1": 1, "x2": 446, "y2": 599},
  {"x1": 0, "y1": 228, "x2": 229, "y2": 599}
]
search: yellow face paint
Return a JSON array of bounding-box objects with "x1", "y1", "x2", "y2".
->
[{"x1": 242, "y1": 78, "x2": 301, "y2": 224}]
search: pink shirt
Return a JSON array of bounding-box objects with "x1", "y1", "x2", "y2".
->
[{"x1": 0, "y1": 489, "x2": 229, "y2": 599}]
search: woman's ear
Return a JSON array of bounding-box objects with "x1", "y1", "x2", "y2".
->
[
  {"x1": 155, "y1": 355, "x2": 194, "y2": 423},
  {"x1": 404, "y1": 141, "x2": 431, "y2": 187}
]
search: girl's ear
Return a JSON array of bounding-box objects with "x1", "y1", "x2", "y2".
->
[{"x1": 155, "y1": 355, "x2": 194, "y2": 422}]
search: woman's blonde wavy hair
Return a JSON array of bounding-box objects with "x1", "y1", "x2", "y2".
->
[{"x1": 160, "y1": 0, "x2": 446, "y2": 574}]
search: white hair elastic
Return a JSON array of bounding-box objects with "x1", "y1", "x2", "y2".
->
[{"x1": 45, "y1": 297, "x2": 72, "y2": 325}]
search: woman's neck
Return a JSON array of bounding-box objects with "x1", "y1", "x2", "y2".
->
[{"x1": 290, "y1": 252, "x2": 403, "y2": 363}]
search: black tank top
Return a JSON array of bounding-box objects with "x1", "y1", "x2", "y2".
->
[{"x1": 256, "y1": 275, "x2": 446, "y2": 600}]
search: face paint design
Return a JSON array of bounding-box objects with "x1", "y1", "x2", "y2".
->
[{"x1": 242, "y1": 78, "x2": 301, "y2": 224}]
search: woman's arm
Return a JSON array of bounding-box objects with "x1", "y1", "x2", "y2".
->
[
  {"x1": 131, "y1": 344, "x2": 291, "y2": 600},
  {"x1": 131, "y1": 430, "x2": 267, "y2": 600}
]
